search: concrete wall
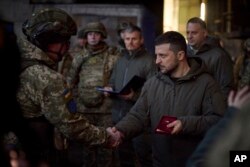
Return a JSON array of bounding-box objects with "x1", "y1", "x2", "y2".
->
[{"x1": 0, "y1": 0, "x2": 156, "y2": 53}]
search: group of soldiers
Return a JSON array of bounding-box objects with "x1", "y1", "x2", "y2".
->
[
  {"x1": 12, "y1": 7, "x2": 153, "y2": 167},
  {"x1": 1, "y1": 6, "x2": 250, "y2": 167}
]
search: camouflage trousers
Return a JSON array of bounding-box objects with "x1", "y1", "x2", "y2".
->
[
  {"x1": 84, "y1": 113, "x2": 114, "y2": 167},
  {"x1": 67, "y1": 113, "x2": 116, "y2": 167}
]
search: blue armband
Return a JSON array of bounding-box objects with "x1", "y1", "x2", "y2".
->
[{"x1": 63, "y1": 88, "x2": 77, "y2": 113}]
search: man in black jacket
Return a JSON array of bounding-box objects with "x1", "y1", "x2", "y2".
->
[
  {"x1": 186, "y1": 17, "x2": 234, "y2": 100},
  {"x1": 105, "y1": 25, "x2": 156, "y2": 167},
  {"x1": 107, "y1": 31, "x2": 226, "y2": 167}
]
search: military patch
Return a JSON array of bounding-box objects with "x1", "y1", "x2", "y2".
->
[{"x1": 63, "y1": 88, "x2": 77, "y2": 113}]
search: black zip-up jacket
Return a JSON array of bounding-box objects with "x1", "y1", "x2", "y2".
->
[{"x1": 109, "y1": 46, "x2": 156, "y2": 124}]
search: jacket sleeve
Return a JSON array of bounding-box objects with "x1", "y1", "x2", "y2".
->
[
  {"x1": 186, "y1": 106, "x2": 238, "y2": 167},
  {"x1": 238, "y1": 63, "x2": 250, "y2": 88},
  {"x1": 42, "y1": 71, "x2": 108, "y2": 146},
  {"x1": 66, "y1": 52, "x2": 84, "y2": 88},
  {"x1": 179, "y1": 79, "x2": 227, "y2": 135},
  {"x1": 204, "y1": 102, "x2": 250, "y2": 167},
  {"x1": 115, "y1": 85, "x2": 150, "y2": 138}
]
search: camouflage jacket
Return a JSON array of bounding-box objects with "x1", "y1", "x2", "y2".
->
[
  {"x1": 67, "y1": 42, "x2": 120, "y2": 113},
  {"x1": 17, "y1": 38, "x2": 108, "y2": 145},
  {"x1": 234, "y1": 54, "x2": 250, "y2": 88},
  {"x1": 239, "y1": 61, "x2": 250, "y2": 88}
]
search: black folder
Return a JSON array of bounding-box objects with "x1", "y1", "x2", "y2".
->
[{"x1": 96, "y1": 75, "x2": 146, "y2": 95}]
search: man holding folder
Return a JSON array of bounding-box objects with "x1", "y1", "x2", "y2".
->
[{"x1": 104, "y1": 25, "x2": 156, "y2": 167}]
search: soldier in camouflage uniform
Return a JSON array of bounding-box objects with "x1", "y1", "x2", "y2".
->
[
  {"x1": 59, "y1": 28, "x2": 87, "y2": 77},
  {"x1": 17, "y1": 8, "x2": 114, "y2": 167},
  {"x1": 67, "y1": 21, "x2": 120, "y2": 167},
  {"x1": 234, "y1": 38, "x2": 250, "y2": 88}
]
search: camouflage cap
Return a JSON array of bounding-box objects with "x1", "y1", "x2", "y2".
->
[
  {"x1": 83, "y1": 22, "x2": 107, "y2": 39},
  {"x1": 22, "y1": 8, "x2": 77, "y2": 47}
]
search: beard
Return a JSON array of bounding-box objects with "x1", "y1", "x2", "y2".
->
[
  {"x1": 159, "y1": 60, "x2": 179, "y2": 75},
  {"x1": 165, "y1": 66, "x2": 178, "y2": 76}
]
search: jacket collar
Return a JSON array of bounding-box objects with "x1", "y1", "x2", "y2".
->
[
  {"x1": 156, "y1": 57, "x2": 208, "y2": 84},
  {"x1": 18, "y1": 38, "x2": 57, "y2": 69},
  {"x1": 187, "y1": 36, "x2": 218, "y2": 55},
  {"x1": 122, "y1": 46, "x2": 146, "y2": 59}
]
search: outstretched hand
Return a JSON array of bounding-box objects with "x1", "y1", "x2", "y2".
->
[{"x1": 106, "y1": 127, "x2": 124, "y2": 148}]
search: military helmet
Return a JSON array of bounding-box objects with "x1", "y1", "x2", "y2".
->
[
  {"x1": 83, "y1": 22, "x2": 107, "y2": 39},
  {"x1": 77, "y1": 28, "x2": 85, "y2": 39},
  {"x1": 22, "y1": 8, "x2": 77, "y2": 49}
]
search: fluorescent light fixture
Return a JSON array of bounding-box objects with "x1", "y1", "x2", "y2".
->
[{"x1": 200, "y1": 2, "x2": 206, "y2": 21}]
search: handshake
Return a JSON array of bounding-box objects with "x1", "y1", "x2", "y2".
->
[{"x1": 105, "y1": 127, "x2": 124, "y2": 148}]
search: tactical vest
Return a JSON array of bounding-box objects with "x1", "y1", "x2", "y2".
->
[{"x1": 71, "y1": 46, "x2": 119, "y2": 108}]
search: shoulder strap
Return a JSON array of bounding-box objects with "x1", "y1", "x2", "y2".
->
[{"x1": 69, "y1": 54, "x2": 92, "y2": 88}]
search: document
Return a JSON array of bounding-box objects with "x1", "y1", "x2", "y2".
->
[
  {"x1": 96, "y1": 75, "x2": 146, "y2": 95},
  {"x1": 155, "y1": 116, "x2": 177, "y2": 134}
]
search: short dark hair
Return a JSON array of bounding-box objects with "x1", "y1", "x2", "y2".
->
[
  {"x1": 154, "y1": 31, "x2": 187, "y2": 55},
  {"x1": 117, "y1": 22, "x2": 135, "y2": 34},
  {"x1": 187, "y1": 17, "x2": 207, "y2": 29},
  {"x1": 123, "y1": 25, "x2": 142, "y2": 37}
]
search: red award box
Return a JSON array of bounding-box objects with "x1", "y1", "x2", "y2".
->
[{"x1": 155, "y1": 116, "x2": 177, "y2": 134}]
